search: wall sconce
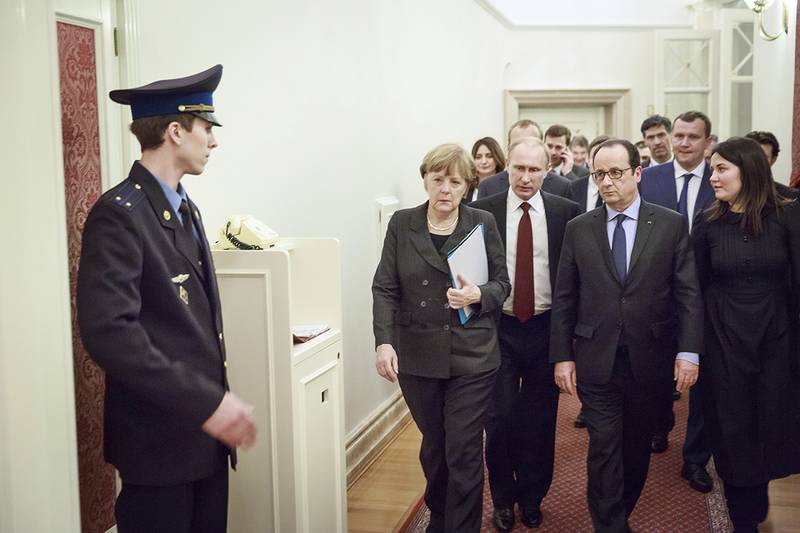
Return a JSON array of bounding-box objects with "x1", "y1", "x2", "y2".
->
[{"x1": 744, "y1": 0, "x2": 789, "y2": 41}]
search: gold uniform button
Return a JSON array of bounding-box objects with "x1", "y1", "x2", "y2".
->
[
  {"x1": 134, "y1": 183, "x2": 142, "y2": 190},
  {"x1": 224, "y1": 361, "x2": 228, "y2": 368},
  {"x1": 125, "y1": 202, "x2": 132, "y2": 207},
  {"x1": 163, "y1": 210, "x2": 171, "y2": 221},
  {"x1": 218, "y1": 333, "x2": 223, "y2": 341},
  {"x1": 115, "y1": 195, "x2": 122, "y2": 201}
]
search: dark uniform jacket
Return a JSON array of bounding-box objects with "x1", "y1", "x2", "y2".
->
[
  {"x1": 549, "y1": 200, "x2": 704, "y2": 384},
  {"x1": 372, "y1": 202, "x2": 510, "y2": 379},
  {"x1": 77, "y1": 161, "x2": 230, "y2": 486}
]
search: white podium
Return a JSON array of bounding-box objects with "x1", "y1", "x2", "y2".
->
[{"x1": 213, "y1": 238, "x2": 346, "y2": 533}]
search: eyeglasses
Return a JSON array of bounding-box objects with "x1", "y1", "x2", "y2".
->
[{"x1": 591, "y1": 167, "x2": 633, "y2": 181}]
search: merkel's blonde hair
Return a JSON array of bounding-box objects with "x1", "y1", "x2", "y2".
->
[{"x1": 419, "y1": 143, "x2": 475, "y2": 181}]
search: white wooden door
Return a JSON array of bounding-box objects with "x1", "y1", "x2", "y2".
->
[{"x1": 520, "y1": 106, "x2": 605, "y2": 141}]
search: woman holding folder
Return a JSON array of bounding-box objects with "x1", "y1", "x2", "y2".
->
[{"x1": 372, "y1": 143, "x2": 510, "y2": 532}]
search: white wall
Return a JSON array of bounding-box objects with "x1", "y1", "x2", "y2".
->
[
  {"x1": 752, "y1": 0, "x2": 797, "y2": 183},
  {"x1": 0, "y1": 0, "x2": 85, "y2": 531},
  {"x1": 134, "y1": 0, "x2": 508, "y2": 434},
  {"x1": 503, "y1": 27, "x2": 659, "y2": 137}
]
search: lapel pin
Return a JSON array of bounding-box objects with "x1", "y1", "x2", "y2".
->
[
  {"x1": 163, "y1": 210, "x2": 172, "y2": 221},
  {"x1": 179, "y1": 286, "x2": 189, "y2": 305}
]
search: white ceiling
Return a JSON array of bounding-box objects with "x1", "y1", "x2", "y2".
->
[{"x1": 478, "y1": 0, "x2": 698, "y2": 28}]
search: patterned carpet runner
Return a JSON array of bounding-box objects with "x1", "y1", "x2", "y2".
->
[{"x1": 402, "y1": 390, "x2": 732, "y2": 532}]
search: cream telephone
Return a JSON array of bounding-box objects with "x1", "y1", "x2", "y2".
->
[{"x1": 212, "y1": 215, "x2": 279, "y2": 250}]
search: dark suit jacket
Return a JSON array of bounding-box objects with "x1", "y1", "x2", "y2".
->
[
  {"x1": 470, "y1": 190, "x2": 581, "y2": 295},
  {"x1": 549, "y1": 200, "x2": 704, "y2": 384},
  {"x1": 561, "y1": 163, "x2": 590, "y2": 181},
  {"x1": 77, "y1": 162, "x2": 230, "y2": 486},
  {"x1": 567, "y1": 176, "x2": 596, "y2": 214},
  {"x1": 477, "y1": 170, "x2": 573, "y2": 200},
  {"x1": 639, "y1": 161, "x2": 714, "y2": 223},
  {"x1": 372, "y1": 202, "x2": 511, "y2": 379}
]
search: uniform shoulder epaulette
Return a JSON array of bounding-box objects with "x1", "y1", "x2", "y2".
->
[{"x1": 108, "y1": 178, "x2": 147, "y2": 211}]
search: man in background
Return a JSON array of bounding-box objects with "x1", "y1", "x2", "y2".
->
[
  {"x1": 545, "y1": 124, "x2": 590, "y2": 181},
  {"x1": 745, "y1": 130, "x2": 799, "y2": 198},
  {"x1": 639, "y1": 110, "x2": 715, "y2": 494},
  {"x1": 640, "y1": 115, "x2": 673, "y2": 166}
]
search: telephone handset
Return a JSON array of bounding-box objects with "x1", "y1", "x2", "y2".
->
[{"x1": 212, "y1": 215, "x2": 279, "y2": 250}]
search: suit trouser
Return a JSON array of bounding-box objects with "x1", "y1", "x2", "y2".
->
[
  {"x1": 398, "y1": 368, "x2": 497, "y2": 533},
  {"x1": 682, "y1": 383, "x2": 711, "y2": 465},
  {"x1": 485, "y1": 312, "x2": 559, "y2": 509},
  {"x1": 577, "y1": 348, "x2": 661, "y2": 533},
  {"x1": 115, "y1": 466, "x2": 229, "y2": 533}
]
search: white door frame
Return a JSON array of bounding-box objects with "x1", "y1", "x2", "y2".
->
[{"x1": 504, "y1": 89, "x2": 632, "y2": 140}]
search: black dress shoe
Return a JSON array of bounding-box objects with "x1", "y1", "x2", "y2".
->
[
  {"x1": 492, "y1": 507, "x2": 514, "y2": 532},
  {"x1": 520, "y1": 505, "x2": 542, "y2": 528},
  {"x1": 651, "y1": 434, "x2": 669, "y2": 453},
  {"x1": 574, "y1": 412, "x2": 587, "y2": 428},
  {"x1": 672, "y1": 388, "x2": 682, "y2": 401},
  {"x1": 681, "y1": 463, "x2": 713, "y2": 493}
]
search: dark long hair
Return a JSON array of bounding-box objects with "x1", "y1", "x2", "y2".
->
[
  {"x1": 471, "y1": 137, "x2": 506, "y2": 175},
  {"x1": 705, "y1": 136, "x2": 785, "y2": 236}
]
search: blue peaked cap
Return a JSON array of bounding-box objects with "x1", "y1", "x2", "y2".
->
[{"x1": 109, "y1": 64, "x2": 223, "y2": 126}]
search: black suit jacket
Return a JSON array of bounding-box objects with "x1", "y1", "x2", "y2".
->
[
  {"x1": 77, "y1": 162, "x2": 230, "y2": 486},
  {"x1": 549, "y1": 199, "x2": 704, "y2": 384},
  {"x1": 477, "y1": 170, "x2": 573, "y2": 200},
  {"x1": 372, "y1": 202, "x2": 511, "y2": 379},
  {"x1": 567, "y1": 176, "x2": 596, "y2": 214},
  {"x1": 470, "y1": 190, "x2": 581, "y2": 295}
]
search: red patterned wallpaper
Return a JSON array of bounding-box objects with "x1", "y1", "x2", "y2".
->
[
  {"x1": 57, "y1": 21, "x2": 116, "y2": 533},
  {"x1": 792, "y1": 2, "x2": 800, "y2": 186}
]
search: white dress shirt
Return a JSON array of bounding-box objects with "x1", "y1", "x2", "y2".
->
[
  {"x1": 586, "y1": 177, "x2": 600, "y2": 213},
  {"x1": 673, "y1": 160, "x2": 706, "y2": 232},
  {"x1": 503, "y1": 189, "x2": 551, "y2": 316}
]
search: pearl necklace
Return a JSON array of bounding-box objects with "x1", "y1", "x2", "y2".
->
[{"x1": 427, "y1": 214, "x2": 458, "y2": 231}]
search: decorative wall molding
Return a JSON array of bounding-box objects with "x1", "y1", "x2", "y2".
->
[
  {"x1": 345, "y1": 390, "x2": 411, "y2": 487},
  {"x1": 504, "y1": 88, "x2": 632, "y2": 140}
]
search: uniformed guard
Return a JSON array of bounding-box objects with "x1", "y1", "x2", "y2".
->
[{"x1": 77, "y1": 64, "x2": 256, "y2": 533}]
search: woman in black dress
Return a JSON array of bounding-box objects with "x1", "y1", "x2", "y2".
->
[{"x1": 694, "y1": 137, "x2": 800, "y2": 532}]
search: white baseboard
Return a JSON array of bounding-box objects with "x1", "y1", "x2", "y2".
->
[{"x1": 345, "y1": 390, "x2": 410, "y2": 488}]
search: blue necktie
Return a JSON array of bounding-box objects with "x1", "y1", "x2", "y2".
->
[
  {"x1": 677, "y1": 173, "x2": 692, "y2": 220},
  {"x1": 612, "y1": 213, "x2": 627, "y2": 283}
]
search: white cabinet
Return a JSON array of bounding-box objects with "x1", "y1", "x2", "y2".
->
[{"x1": 213, "y1": 238, "x2": 346, "y2": 533}]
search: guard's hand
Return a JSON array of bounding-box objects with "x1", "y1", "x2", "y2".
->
[
  {"x1": 376, "y1": 344, "x2": 399, "y2": 383},
  {"x1": 447, "y1": 275, "x2": 481, "y2": 309},
  {"x1": 202, "y1": 392, "x2": 257, "y2": 449},
  {"x1": 560, "y1": 146, "x2": 574, "y2": 176},
  {"x1": 554, "y1": 361, "x2": 577, "y2": 396},
  {"x1": 674, "y1": 359, "x2": 698, "y2": 393}
]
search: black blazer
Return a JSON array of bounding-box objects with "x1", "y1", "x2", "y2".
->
[
  {"x1": 477, "y1": 170, "x2": 573, "y2": 200},
  {"x1": 372, "y1": 202, "x2": 510, "y2": 379},
  {"x1": 470, "y1": 190, "x2": 581, "y2": 295},
  {"x1": 77, "y1": 162, "x2": 230, "y2": 485},
  {"x1": 567, "y1": 176, "x2": 593, "y2": 214},
  {"x1": 549, "y1": 199, "x2": 704, "y2": 384}
]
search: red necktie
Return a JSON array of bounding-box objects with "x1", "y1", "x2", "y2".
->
[{"x1": 514, "y1": 202, "x2": 534, "y2": 322}]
